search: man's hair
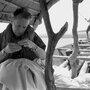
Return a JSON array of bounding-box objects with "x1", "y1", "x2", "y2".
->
[{"x1": 13, "y1": 8, "x2": 31, "y2": 19}]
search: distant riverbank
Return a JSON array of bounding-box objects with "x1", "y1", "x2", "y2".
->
[
  {"x1": 40, "y1": 32, "x2": 87, "y2": 39},
  {"x1": 40, "y1": 32, "x2": 87, "y2": 49},
  {"x1": 41, "y1": 37, "x2": 86, "y2": 49}
]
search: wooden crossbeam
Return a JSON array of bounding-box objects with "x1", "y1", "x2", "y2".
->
[
  {"x1": 79, "y1": 49, "x2": 90, "y2": 52},
  {"x1": 57, "y1": 48, "x2": 71, "y2": 51},
  {"x1": 5, "y1": 0, "x2": 60, "y2": 15},
  {"x1": 79, "y1": 53, "x2": 90, "y2": 56},
  {"x1": 5, "y1": 0, "x2": 40, "y2": 15},
  {"x1": 56, "y1": 45, "x2": 90, "y2": 53},
  {"x1": 53, "y1": 55, "x2": 68, "y2": 59},
  {"x1": 53, "y1": 55, "x2": 90, "y2": 61},
  {"x1": 80, "y1": 51, "x2": 90, "y2": 55},
  {"x1": 78, "y1": 40, "x2": 88, "y2": 43},
  {"x1": 78, "y1": 44, "x2": 90, "y2": 47}
]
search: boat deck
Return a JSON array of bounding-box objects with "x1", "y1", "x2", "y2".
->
[
  {"x1": 54, "y1": 39, "x2": 90, "y2": 90},
  {"x1": 54, "y1": 39, "x2": 90, "y2": 61}
]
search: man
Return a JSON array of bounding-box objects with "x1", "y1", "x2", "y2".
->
[
  {"x1": 84, "y1": 18, "x2": 90, "y2": 41},
  {"x1": 0, "y1": 8, "x2": 46, "y2": 90},
  {"x1": 86, "y1": 25, "x2": 90, "y2": 41},
  {"x1": 0, "y1": 8, "x2": 46, "y2": 61}
]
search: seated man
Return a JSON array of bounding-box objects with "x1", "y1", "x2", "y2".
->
[{"x1": 0, "y1": 8, "x2": 46, "y2": 90}]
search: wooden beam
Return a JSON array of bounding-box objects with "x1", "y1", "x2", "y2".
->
[
  {"x1": 78, "y1": 44, "x2": 90, "y2": 47},
  {"x1": 80, "y1": 53, "x2": 90, "y2": 56},
  {"x1": 5, "y1": 0, "x2": 60, "y2": 14},
  {"x1": 53, "y1": 55, "x2": 68, "y2": 59},
  {"x1": 5, "y1": 0, "x2": 39, "y2": 15},
  {"x1": 78, "y1": 41, "x2": 88, "y2": 44},
  {"x1": 5, "y1": 0, "x2": 40, "y2": 5},
  {"x1": 57, "y1": 47, "x2": 90, "y2": 52},
  {"x1": 79, "y1": 49, "x2": 90, "y2": 52},
  {"x1": 53, "y1": 55, "x2": 90, "y2": 61},
  {"x1": 0, "y1": 11, "x2": 12, "y2": 15},
  {"x1": 57, "y1": 48, "x2": 72, "y2": 51}
]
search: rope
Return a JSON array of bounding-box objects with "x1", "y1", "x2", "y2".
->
[{"x1": 79, "y1": 12, "x2": 89, "y2": 23}]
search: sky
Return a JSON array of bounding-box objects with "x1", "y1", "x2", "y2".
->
[
  {"x1": 0, "y1": 0, "x2": 90, "y2": 36},
  {"x1": 36, "y1": 0, "x2": 90, "y2": 36}
]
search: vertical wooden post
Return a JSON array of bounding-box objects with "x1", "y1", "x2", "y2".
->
[
  {"x1": 69, "y1": 0, "x2": 84, "y2": 79},
  {"x1": 39, "y1": 0, "x2": 68, "y2": 90}
]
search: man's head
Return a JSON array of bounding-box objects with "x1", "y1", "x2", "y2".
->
[
  {"x1": 13, "y1": 8, "x2": 31, "y2": 19},
  {"x1": 12, "y1": 8, "x2": 31, "y2": 36}
]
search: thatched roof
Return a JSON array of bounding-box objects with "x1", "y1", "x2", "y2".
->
[{"x1": 0, "y1": 0, "x2": 59, "y2": 24}]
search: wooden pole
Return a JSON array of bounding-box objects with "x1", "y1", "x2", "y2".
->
[
  {"x1": 69, "y1": 0, "x2": 84, "y2": 79},
  {"x1": 39, "y1": 0, "x2": 68, "y2": 90}
]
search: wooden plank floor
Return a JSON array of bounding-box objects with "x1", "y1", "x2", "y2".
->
[
  {"x1": 53, "y1": 55, "x2": 90, "y2": 61},
  {"x1": 78, "y1": 44, "x2": 90, "y2": 48},
  {"x1": 56, "y1": 87, "x2": 90, "y2": 90},
  {"x1": 80, "y1": 49, "x2": 90, "y2": 52},
  {"x1": 55, "y1": 40, "x2": 90, "y2": 90}
]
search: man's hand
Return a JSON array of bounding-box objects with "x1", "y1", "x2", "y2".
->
[
  {"x1": 4, "y1": 43, "x2": 22, "y2": 54},
  {"x1": 18, "y1": 39, "x2": 37, "y2": 49},
  {"x1": 18, "y1": 39, "x2": 46, "y2": 60}
]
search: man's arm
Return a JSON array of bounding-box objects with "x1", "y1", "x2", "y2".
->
[
  {"x1": 32, "y1": 43, "x2": 46, "y2": 60},
  {"x1": 0, "y1": 33, "x2": 22, "y2": 63},
  {"x1": 33, "y1": 33, "x2": 46, "y2": 60},
  {"x1": 33, "y1": 33, "x2": 46, "y2": 50},
  {"x1": 0, "y1": 33, "x2": 9, "y2": 63},
  {"x1": 0, "y1": 49, "x2": 9, "y2": 63}
]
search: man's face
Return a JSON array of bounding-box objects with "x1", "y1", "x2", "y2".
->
[{"x1": 12, "y1": 16, "x2": 30, "y2": 36}]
